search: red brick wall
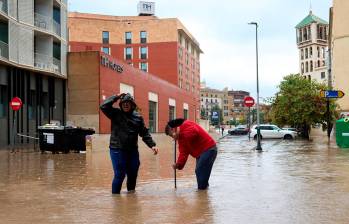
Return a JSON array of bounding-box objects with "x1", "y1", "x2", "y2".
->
[
  {"x1": 97, "y1": 52, "x2": 197, "y2": 134},
  {"x1": 70, "y1": 41, "x2": 178, "y2": 85}
]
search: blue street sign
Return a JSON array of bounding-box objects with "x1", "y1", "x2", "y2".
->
[{"x1": 320, "y1": 90, "x2": 345, "y2": 98}]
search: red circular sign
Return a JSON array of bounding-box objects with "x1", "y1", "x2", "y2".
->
[
  {"x1": 244, "y1": 96, "x2": 255, "y2": 107},
  {"x1": 10, "y1": 97, "x2": 23, "y2": 111}
]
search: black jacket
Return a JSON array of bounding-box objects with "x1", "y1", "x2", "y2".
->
[{"x1": 100, "y1": 95, "x2": 156, "y2": 150}]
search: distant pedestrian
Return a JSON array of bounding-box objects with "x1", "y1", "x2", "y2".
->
[
  {"x1": 221, "y1": 125, "x2": 224, "y2": 136},
  {"x1": 100, "y1": 93, "x2": 159, "y2": 194},
  {"x1": 165, "y1": 118, "x2": 217, "y2": 190}
]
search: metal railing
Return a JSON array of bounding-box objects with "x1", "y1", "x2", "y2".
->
[
  {"x1": 34, "y1": 53, "x2": 61, "y2": 74},
  {"x1": 0, "y1": 0, "x2": 7, "y2": 14},
  {"x1": 34, "y1": 12, "x2": 61, "y2": 37},
  {"x1": 0, "y1": 40, "x2": 8, "y2": 59}
]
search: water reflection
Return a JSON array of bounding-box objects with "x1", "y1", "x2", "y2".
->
[{"x1": 2, "y1": 134, "x2": 349, "y2": 223}]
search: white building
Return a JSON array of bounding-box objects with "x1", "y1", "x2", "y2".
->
[
  {"x1": 0, "y1": 0, "x2": 68, "y2": 146},
  {"x1": 296, "y1": 11, "x2": 328, "y2": 82}
]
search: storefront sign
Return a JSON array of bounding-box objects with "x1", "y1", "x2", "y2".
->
[{"x1": 101, "y1": 55, "x2": 123, "y2": 73}]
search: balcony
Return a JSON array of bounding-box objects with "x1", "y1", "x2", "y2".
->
[
  {"x1": 0, "y1": 40, "x2": 8, "y2": 59},
  {"x1": 34, "y1": 53, "x2": 60, "y2": 74},
  {"x1": 34, "y1": 13, "x2": 61, "y2": 37},
  {"x1": 0, "y1": 0, "x2": 7, "y2": 14}
]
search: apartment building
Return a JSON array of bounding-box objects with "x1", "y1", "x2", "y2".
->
[
  {"x1": 296, "y1": 11, "x2": 328, "y2": 82},
  {"x1": 0, "y1": 0, "x2": 68, "y2": 146}
]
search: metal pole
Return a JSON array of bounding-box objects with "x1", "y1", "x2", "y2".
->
[
  {"x1": 249, "y1": 22, "x2": 262, "y2": 151},
  {"x1": 248, "y1": 107, "x2": 251, "y2": 140},
  {"x1": 174, "y1": 140, "x2": 177, "y2": 189},
  {"x1": 327, "y1": 99, "x2": 331, "y2": 141}
]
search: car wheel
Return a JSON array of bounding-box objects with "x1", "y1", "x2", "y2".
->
[{"x1": 284, "y1": 134, "x2": 293, "y2": 140}]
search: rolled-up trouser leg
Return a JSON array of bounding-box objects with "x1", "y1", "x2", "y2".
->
[
  {"x1": 110, "y1": 149, "x2": 126, "y2": 194},
  {"x1": 126, "y1": 150, "x2": 140, "y2": 191},
  {"x1": 195, "y1": 146, "x2": 217, "y2": 190}
]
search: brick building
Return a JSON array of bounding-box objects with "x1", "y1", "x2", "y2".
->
[
  {"x1": 67, "y1": 12, "x2": 202, "y2": 121},
  {"x1": 68, "y1": 52, "x2": 197, "y2": 133}
]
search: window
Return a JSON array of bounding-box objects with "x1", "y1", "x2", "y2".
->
[
  {"x1": 305, "y1": 61, "x2": 308, "y2": 72},
  {"x1": 140, "y1": 47, "x2": 147, "y2": 59},
  {"x1": 140, "y1": 31, "x2": 147, "y2": 43},
  {"x1": 301, "y1": 49, "x2": 304, "y2": 60},
  {"x1": 102, "y1": 31, "x2": 109, "y2": 44},
  {"x1": 317, "y1": 46, "x2": 320, "y2": 57},
  {"x1": 0, "y1": 85, "x2": 7, "y2": 118},
  {"x1": 317, "y1": 60, "x2": 320, "y2": 67},
  {"x1": 310, "y1": 61, "x2": 313, "y2": 72},
  {"x1": 309, "y1": 47, "x2": 312, "y2": 58},
  {"x1": 305, "y1": 48, "x2": 308, "y2": 59},
  {"x1": 125, "y1": 47, "x2": 132, "y2": 60},
  {"x1": 125, "y1": 32, "x2": 132, "y2": 44},
  {"x1": 102, "y1": 47, "x2": 109, "y2": 55},
  {"x1": 140, "y1": 62, "x2": 148, "y2": 72},
  {"x1": 321, "y1": 72, "x2": 325, "y2": 79},
  {"x1": 178, "y1": 48, "x2": 183, "y2": 59},
  {"x1": 149, "y1": 101, "x2": 157, "y2": 133},
  {"x1": 169, "y1": 106, "x2": 175, "y2": 120},
  {"x1": 183, "y1": 109, "x2": 188, "y2": 119}
]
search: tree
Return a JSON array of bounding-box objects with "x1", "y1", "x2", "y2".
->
[{"x1": 269, "y1": 74, "x2": 338, "y2": 139}]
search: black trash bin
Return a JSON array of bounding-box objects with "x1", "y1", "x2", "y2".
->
[
  {"x1": 38, "y1": 125, "x2": 70, "y2": 153},
  {"x1": 66, "y1": 127, "x2": 95, "y2": 152}
]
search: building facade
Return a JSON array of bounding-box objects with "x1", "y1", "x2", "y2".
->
[
  {"x1": 296, "y1": 11, "x2": 328, "y2": 82},
  {"x1": 68, "y1": 12, "x2": 202, "y2": 119},
  {"x1": 331, "y1": 1, "x2": 349, "y2": 113},
  {"x1": 228, "y1": 90, "x2": 250, "y2": 123},
  {"x1": 200, "y1": 85, "x2": 233, "y2": 124},
  {"x1": 0, "y1": 0, "x2": 68, "y2": 147},
  {"x1": 68, "y1": 52, "x2": 197, "y2": 133}
]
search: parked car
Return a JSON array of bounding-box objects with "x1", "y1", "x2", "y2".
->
[
  {"x1": 228, "y1": 126, "x2": 249, "y2": 135},
  {"x1": 282, "y1": 127, "x2": 300, "y2": 136},
  {"x1": 250, "y1": 124, "x2": 297, "y2": 140}
]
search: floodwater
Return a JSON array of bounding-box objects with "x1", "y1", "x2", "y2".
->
[{"x1": 2, "y1": 134, "x2": 349, "y2": 223}]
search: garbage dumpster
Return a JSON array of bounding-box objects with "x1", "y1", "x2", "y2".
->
[
  {"x1": 66, "y1": 127, "x2": 95, "y2": 152},
  {"x1": 38, "y1": 124, "x2": 70, "y2": 153},
  {"x1": 336, "y1": 117, "x2": 349, "y2": 148}
]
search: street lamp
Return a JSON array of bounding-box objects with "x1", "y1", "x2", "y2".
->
[{"x1": 248, "y1": 22, "x2": 262, "y2": 151}]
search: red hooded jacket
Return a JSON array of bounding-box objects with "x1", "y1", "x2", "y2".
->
[{"x1": 176, "y1": 120, "x2": 216, "y2": 169}]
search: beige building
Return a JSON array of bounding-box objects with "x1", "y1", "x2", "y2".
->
[
  {"x1": 200, "y1": 83, "x2": 233, "y2": 124},
  {"x1": 331, "y1": 0, "x2": 349, "y2": 113},
  {"x1": 296, "y1": 11, "x2": 328, "y2": 82}
]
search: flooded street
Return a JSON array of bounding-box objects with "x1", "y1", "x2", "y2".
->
[{"x1": 2, "y1": 134, "x2": 349, "y2": 223}]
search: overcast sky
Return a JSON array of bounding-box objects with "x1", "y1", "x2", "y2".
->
[{"x1": 69, "y1": 0, "x2": 332, "y2": 100}]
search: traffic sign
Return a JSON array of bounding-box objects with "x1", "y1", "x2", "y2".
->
[
  {"x1": 10, "y1": 97, "x2": 23, "y2": 111},
  {"x1": 244, "y1": 96, "x2": 255, "y2": 107},
  {"x1": 320, "y1": 90, "x2": 345, "y2": 98}
]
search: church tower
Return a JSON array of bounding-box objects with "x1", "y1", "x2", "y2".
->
[{"x1": 296, "y1": 11, "x2": 329, "y2": 82}]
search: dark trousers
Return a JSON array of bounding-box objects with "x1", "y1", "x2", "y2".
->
[
  {"x1": 110, "y1": 148, "x2": 140, "y2": 194},
  {"x1": 195, "y1": 146, "x2": 217, "y2": 190}
]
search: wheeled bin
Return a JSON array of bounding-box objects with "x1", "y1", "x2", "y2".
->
[{"x1": 336, "y1": 117, "x2": 349, "y2": 148}]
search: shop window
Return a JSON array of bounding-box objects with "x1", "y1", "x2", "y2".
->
[
  {"x1": 169, "y1": 105, "x2": 175, "y2": 120},
  {"x1": 102, "y1": 47, "x2": 109, "y2": 55},
  {"x1": 0, "y1": 85, "x2": 7, "y2": 118},
  {"x1": 183, "y1": 109, "x2": 188, "y2": 119},
  {"x1": 149, "y1": 101, "x2": 157, "y2": 133}
]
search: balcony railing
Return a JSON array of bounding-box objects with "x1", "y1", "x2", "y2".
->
[
  {"x1": 34, "y1": 12, "x2": 61, "y2": 37},
  {"x1": 0, "y1": 0, "x2": 7, "y2": 14},
  {"x1": 0, "y1": 40, "x2": 8, "y2": 59},
  {"x1": 34, "y1": 53, "x2": 61, "y2": 74}
]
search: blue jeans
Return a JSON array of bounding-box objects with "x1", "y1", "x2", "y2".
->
[
  {"x1": 110, "y1": 148, "x2": 140, "y2": 194},
  {"x1": 195, "y1": 146, "x2": 217, "y2": 190}
]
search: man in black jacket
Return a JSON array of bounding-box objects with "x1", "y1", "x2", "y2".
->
[{"x1": 100, "y1": 93, "x2": 159, "y2": 194}]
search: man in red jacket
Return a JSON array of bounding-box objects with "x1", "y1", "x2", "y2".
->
[{"x1": 165, "y1": 118, "x2": 217, "y2": 190}]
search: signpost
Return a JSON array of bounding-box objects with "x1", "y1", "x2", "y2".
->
[
  {"x1": 244, "y1": 96, "x2": 255, "y2": 140},
  {"x1": 10, "y1": 97, "x2": 23, "y2": 149},
  {"x1": 320, "y1": 90, "x2": 345, "y2": 141}
]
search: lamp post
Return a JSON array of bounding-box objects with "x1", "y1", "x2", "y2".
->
[{"x1": 248, "y1": 22, "x2": 262, "y2": 151}]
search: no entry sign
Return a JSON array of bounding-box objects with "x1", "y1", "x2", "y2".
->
[
  {"x1": 244, "y1": 96, "x2": 255, "y2": 107},
  {"x1": 10, "y1": 97, "x2": 23, "y2": 111}
]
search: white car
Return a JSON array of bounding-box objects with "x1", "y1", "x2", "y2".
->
[{"x1": 250, "y1": 124, "x2": 297, "y2": 140}]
